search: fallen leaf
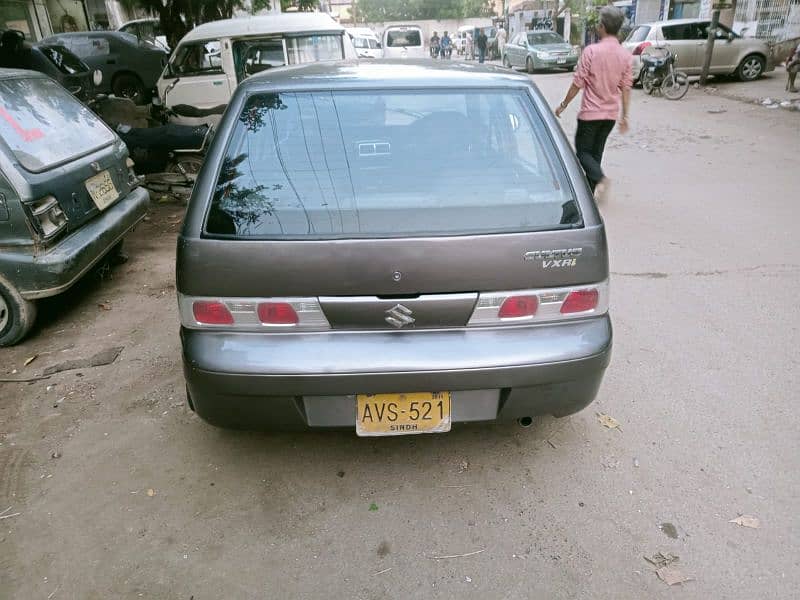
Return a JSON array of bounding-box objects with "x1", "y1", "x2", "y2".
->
[
  {"x1": 24, "y1": 355, "x2": 38, "y2": 366},
  {"x1": 147, "y1": 488, "x2": 156, "y2": 497},
  {"x1": 729, "y1": 515, "x2": 760, "y2": 528},
  {"x1": 644, "y1": 552, "x2": 679, "y2": 568},
  {"x1": 98, "y1": 302, "x2": 112, "y2": 311},
  {"x1": 596, "y1": 412, "x2": 621, "y2": 430},
  {"x1": 656, "y1": 566, "x2": 692, "y2": 586},
  {"x1": 368, "y1": 502, "x2": 379, "y2": 512}
]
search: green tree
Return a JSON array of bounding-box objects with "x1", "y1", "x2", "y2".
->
[{"x1": 354, "y1": 0, "x2": 493, "y2": 22}]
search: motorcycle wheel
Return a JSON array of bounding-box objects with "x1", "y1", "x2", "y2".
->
[
  {"x1": 661, "y1": 71, "x2": 689, "y2": 100},
  {"x1": 641, "y1": 72, "x2": 656, "y2": 95},
  {"x1": 168, "y1": 154, "x2": 204, "y2": 180}
]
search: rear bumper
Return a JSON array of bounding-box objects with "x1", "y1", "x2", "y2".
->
[
  {"x1": 8, "y1": 186, "x2": 149, "y2": 299},
  {"x1": 182, "y1": 316, "x2": 612, "y2": 430}
]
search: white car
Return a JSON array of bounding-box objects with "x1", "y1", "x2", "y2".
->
[
  {"x1": 624, "y1": 18, "x2": 773, "y2": 82},
  {"x1": 347, "y1": 27, "x2": 381, "y2": 58},
  {"x1": 382, "y1": 25, "x2": 426, "y2": 59}
]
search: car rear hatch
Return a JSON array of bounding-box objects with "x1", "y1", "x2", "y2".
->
[{"x1": 178, "y1": 86, "x2": 608, "y2": 332}]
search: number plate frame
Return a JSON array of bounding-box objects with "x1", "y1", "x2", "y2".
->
[
  {"x1": 85, "y1": 170, "x2": 118, "y2": 211},
  {"x1": 356, "y1": 392, "x2": 451, "y2": 436}
]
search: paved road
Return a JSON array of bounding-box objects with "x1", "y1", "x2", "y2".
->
[{"x1": 1, "y1": 70, "x2": 798, "y2": 599}]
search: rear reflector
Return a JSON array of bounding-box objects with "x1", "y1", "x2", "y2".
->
[
  {"x1": 193, "y1": 301, "x2": 234, "y2": 325},
  {"x1": 498, "y1": 295, "x2": 539, "y2": 319},
  {"x1": 633, "y1": 41, "x2": 652, "y2": 56},
  {"x1": 258, "y1": 302, "x2": 299, "y2": 325},
  {"x1": 560, "y1": 289, "x2": 599, "y2": 314}
]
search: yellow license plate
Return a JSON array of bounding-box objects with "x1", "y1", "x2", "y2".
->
[
  {"x1": 85, "y1": 170, "x2": 118, "y2": 211},
  {"x1": 356, "y1": 392, "x2": 451, "y2": 436}
]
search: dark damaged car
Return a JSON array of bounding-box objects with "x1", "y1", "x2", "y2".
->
[{"x1": 0, "y1": 69, "x2": 149, "y2": 346}]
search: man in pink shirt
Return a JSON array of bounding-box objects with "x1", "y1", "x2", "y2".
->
[{"x1": 555, "y1": 7, "x2": 632, "y2": 201}]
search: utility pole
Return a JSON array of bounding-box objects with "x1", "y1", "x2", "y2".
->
[{"x1": 700, "y1": 8, "x2": 719, "y2": 85}]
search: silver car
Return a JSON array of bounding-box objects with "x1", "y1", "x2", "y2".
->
[
  {"x1": 503, "y1": 31, "x2": 580, "y2": 73},
  {"x1": 624, "y1": 18, "x2": 773, "y2": 82},
  {"x1": 178, "y1": 61, "x2": 611, "y2": 434}
]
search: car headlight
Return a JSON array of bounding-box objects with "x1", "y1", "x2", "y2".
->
[
  {"x1": 93, "y1": 69, "x2": 103, "y2": 86},
  {"x1": 570, "y1": 46, "x2": 580, "y2": 55},
  {"x1": 536, "y1": 51, "x2": 551, "y2": 59}
]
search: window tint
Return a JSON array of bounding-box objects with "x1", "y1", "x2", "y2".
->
[
  {"x1": 39, "y1": 45, "x2": 88, "y2": 74},
  {"x1": 67, "y1": 35, "x2": 111, "y2": 57},
  {"x1": 172, "y1": 41, "x2": 223, "y2": 75},
  {"x1": 527, "y1": 32, "x2": 565, "y2": 45},
  {"x1": 0, "y1": 77, "x2": 115, "y2": 172},
  {"x1": 386, "y1": 29, "x2": 422, "y2": 47},
  {"x1": 206, "y1": 90, "x2": 578, "y2": 239},
  {"x1": 626, "y1": 26, "x2": 651, "y2": 42},
  {"x1": 661, "y1": 24, "x2": 694, "y2": 40},
  {"x1": 286, "y1": 35, "x2": 344, "y2": 64},
  {"x1": 236, "y1": 40, "x2": 285, "y2": 80}
]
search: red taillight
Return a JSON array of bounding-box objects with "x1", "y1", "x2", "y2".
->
[
  {"x1": 632, "y1": 42, "x2": 652, "y2": 56},
  {"x1": 193, "y1": 301, "x2": 234, "y2": 325},
  {"x1": 560, "y1": 290, "x2": 599, "y2": 314},
  {"x1": 257, "y1": 302, "x2": 299, "y2": 325},
  {"x1": 498, "y1": 295, "x2": 539, "y2": 319}
]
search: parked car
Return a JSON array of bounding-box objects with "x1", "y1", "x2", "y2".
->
[
  {"x1": 454, "y1": 25, "x2": 474, "y2": 55},
  {"x1": 382, "y1": 25, "x2": 426, "y2": 59},
  {"x1": 0, "y1": 68, "x2": 149, "y2": 346},
  {"x1": 177, "y1": 60, "x2": 611, "y2": 432},
  {"x1": 42, "y1": 31, "x2": 168, "y2": 104},
  {"x1": 347, "y1": 27, "x2": 381, "y2": 58},
  {"x1": 0, "y1": 30, "x2": 101, "y2": 102},
  {"x1": 118, "y1": 17, "x2": 170, "y2": 52},
  {"x1": 504, "y1": 30, "x2": 579, "y2": 73},
  {"x1": 157, "y1": 13, "x2": 356, "y2": 123},
  {"x1": 624, "y1": 18, "x2": 773, "y2": 82}
]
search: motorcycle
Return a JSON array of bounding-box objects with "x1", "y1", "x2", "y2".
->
[{"x1": 641, "y1": 50, "x2": 689, "y2": 100}]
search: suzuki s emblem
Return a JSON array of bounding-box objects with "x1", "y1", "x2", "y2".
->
[
  {"x1": 90, "y1": 161, "x2": 102, "y2": 173},
  {"x1": 385, "y1": 304, "x2": 415, "y2": 329}
]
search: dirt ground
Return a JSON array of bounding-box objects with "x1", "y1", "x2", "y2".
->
[{"x1": 1, "y1": 71, "x2": 799, "y2": 599}]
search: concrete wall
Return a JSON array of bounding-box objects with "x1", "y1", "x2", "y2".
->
[{"x1": 360, "y1": 17, "x2": 494, "y2": 41}]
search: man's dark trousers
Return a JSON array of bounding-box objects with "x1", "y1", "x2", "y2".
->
[{"x1": 575, "y1": 119, "x2": 615, "y2": 192}]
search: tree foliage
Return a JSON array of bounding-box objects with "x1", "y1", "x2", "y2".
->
[
  {"x1": 132, "y1": 0, "x2": 246, "y2": 48},
  {"x1": 354, "y1": 0, "x2": 494, "y2": 22}
]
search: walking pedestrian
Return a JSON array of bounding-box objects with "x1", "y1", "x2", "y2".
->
[
  {"x1": 476, "y1": 29, "x2": 488, "y2": 64},
  {"x1": 497, "y1": 25, "x2": 507, "y2": 63},
  {"x1": 555, "y1": 6, "x2": 631, "y2": 202},
  {"x1": 786, "y1": 42, "x2": 800, "y2": 92}
]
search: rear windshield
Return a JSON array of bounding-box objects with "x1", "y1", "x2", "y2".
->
[
  {"x1": 206, "y1": 90, "x2": 578, "y2": 239},
  {"x1": 386, "y1": 30, "x2": 422, "y2": 47},
  {"x1": 0, "y1": 77, "x2": 115, "y2": 172},
  {"x1": 527, "y1": 32, "x2": 566, "y2": 45},
  {"x1": 39, "y1": 45, "x2": 88, "y2": 74},
  {"x1": 626, "y1": 26, "x2": 651, "y2": 43}
]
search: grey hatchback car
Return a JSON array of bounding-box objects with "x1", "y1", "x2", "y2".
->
[{"x1": 178, "y1": 61, "x2": 611, "y2": 434}]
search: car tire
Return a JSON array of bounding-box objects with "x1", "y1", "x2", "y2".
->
[
  {"x1": 737, "y1": 54, "x2": 765, "y2": 81},
  {"x1": 566, "y1": 65, "x2": 575, "y2": 72},
  {"x1": 526, "y1": 57, "x2": 534, "y2": 74},
  {"x1": 503, "y1": 55, "x2": 511, "y2": 68},
  {"x1": 0, "y1": 279, "x2": 37, "y2": 347},
  {"x1": 112, "y1": 73, "x2": 145, "y2": 104}
]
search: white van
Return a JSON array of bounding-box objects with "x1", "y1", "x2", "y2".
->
[
  {"x1": 347, "y1": 27, "x2": 381, "y2": 58},
  {"x1": 156, "y1": 14, "x2": 356, "y2": 121},
  {"x1": 382, "y1": 25, "x2": 425, "y2": 59}
]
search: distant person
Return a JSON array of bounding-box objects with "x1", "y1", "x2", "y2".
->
[
  {"x1": 476, "y1": 29, "x2": 488, "y2": 63},
  {"x1": 555, "y1": 7, "x2": 631, "y2": 202},
  {"x1": 465, "y1": 32, "x2": 474, "y2": 60},
  {"x1": 441, "y1": 31, "x2": 452, "y2": 59},
  {"x1": 786, "y1": 42, "x2": 800, "y2": 92},
  {"x1": 430, "y1": 31, "x2": 440, "y2": 59},
  {"x1": 497, "y1": 25, "x2": 507, "y2": 61}
]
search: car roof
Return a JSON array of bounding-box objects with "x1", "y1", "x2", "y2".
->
[
  {"x1": 347, "y1": 27, "x2": 378, "y2": 37},
  {"x1": 0, "y1": 67, "x2": 46, "y2": 80},
  {"x1": 384, "y1": 24, "x2": 423, "y2": 30},
  {"x1": 241, "y1": 60, "x2": 533, "y2": 91},
  {"x1": 119, "y1": 18, "x2": 159, "y2": 27},
  {"x1": 639, "y1": 18, "x2": 709, "y2": 27},
  {"x1": 180, "y1": 13, "x2": 344, "y2": 44}
]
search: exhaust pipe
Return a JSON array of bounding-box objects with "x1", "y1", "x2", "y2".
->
[{"x1": 517, "y1": 416, "x2": 533, "y2": 428}]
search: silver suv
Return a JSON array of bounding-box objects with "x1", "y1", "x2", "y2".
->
[
  {"x1": 624, "y1": 18, "x2": 773, "y2": 82},
  {"x1": 177, "y1": 61, "x2": 612, "y2": 434}
]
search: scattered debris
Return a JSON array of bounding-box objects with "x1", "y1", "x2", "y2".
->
[
  {"x1": 546, "y1": 439, "x2": 557, "y2": 449},
  {"x1": 458, "y1": 460, "x2": 470, "y2": 473},
  {"x1": 0, "y1": 374, "x2": 51, "y2": 383},
  {"x1": 0, "y1": 506, "x2": 21, "y2": 520},
  {"x1": 707, "y1": 108, "x2": 727, "y2": 114},
  {"x1": 428, "y1": 548, "x2": 486, "y2": 560},
  {"x1": 633, "y1": 458, "x2": 640, "y2": 468},
  {"x1": 644, "y1": 551, "x2": 679, "y2": 569},
  {"x1": 24, "y1": 355, "x2": 38, "y2": 366},
  {"x1": 729, "y1": 514, "x2": 760, "y2": 528},
  {"x1": 50, "y1": 450, "x2": 62, "y2": 459},
  {"x1": 42, "y1": 346, "x2": 124, "y2": 376},
  {"x1": 656, "y1": 566, "x2": 692, "y2": 586},
  {"x1": 98, "y1": 302, "x2": 112, "y2": 311},
  {"x1": 336, "y1": 470, "x2": 345, "y2": 478},
  {"x1": 465, "y1": 576, "x2": 472, "y2": 583},
  {"x1": 596, "y1": 412, "x2": 621, "y2": 430},
  {"x1": 369, "y1": 502, "x2": 379, "y2": 511},
  {"x1": 147, "y1": 488, "x2": 156, "y2": 497},
  {"x1": 373, "y1": 568, "x2": 392, "y2": 576},
  {"x1": 761, "y1": 98, "x2": 775, "y2": 106},
  {"x1": 659, "y1": 522, "x2": 678, "y2": 539}
]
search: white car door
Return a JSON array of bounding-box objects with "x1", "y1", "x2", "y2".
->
[{"x1": 161, "y1": 39, "x2": 232, "y2": 110}]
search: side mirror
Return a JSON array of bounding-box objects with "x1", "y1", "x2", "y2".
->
[{"x1": 728, "y1": 32, "x2": 735, "y2": 42}]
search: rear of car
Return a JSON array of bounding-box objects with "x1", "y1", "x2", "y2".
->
[
  {"x1": 178, "y1": 62, "x2": 611, "y2": 433},
  {"x1": 0, "y1": 70, "x2": 149, "y2": 345},
  {"x1": 382, "y1": 26, "x2": 425, "y2": 59},
  {"x1": 347, "y1": 28, "x2": 381, "y2": 58}
]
